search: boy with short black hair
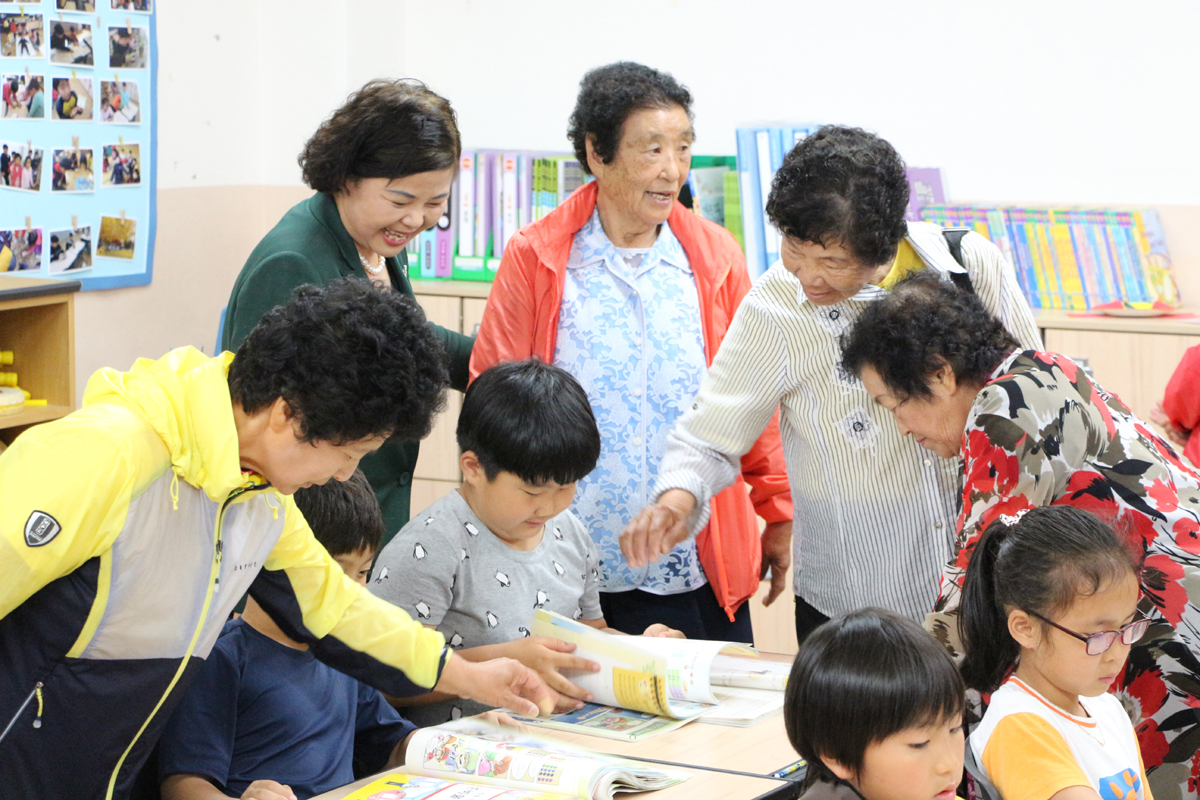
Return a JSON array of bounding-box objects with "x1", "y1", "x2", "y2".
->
[
  {"x1": 783, "y1": 608, "x2": 966, "y2": 800},
  {"x1": 159, "y1": 470, "x2": 418, "y2": 800},
  {"x1": 372, "y1": 360, "x2": 679, "y2": 725}
]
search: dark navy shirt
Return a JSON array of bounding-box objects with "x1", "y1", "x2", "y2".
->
[{"x1": 158, "y1": 618, "x2": 416, "y2": 799}]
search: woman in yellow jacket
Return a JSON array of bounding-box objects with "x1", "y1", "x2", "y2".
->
[{"x1": 0, "y1": 279, "x2": 551, "y2": 800}]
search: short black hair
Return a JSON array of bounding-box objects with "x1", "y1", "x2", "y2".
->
[
  {"x1": 292, "y1": 469, "x2": 384, "y2": 557},
  {"x1": 959, "y1": 506, "x2": 1141, "y2": 693},
  {"x1": 766, "y1": 125, "x2": 909, "y2": 267},
  {"x1": 567, "y1": 62, "x2": 692, "y2": 176},
  {"x1": 458, "y1": 359, "x2": 600, "y2": 486},
  {"x1": 840, "y1": 269, "x2": 1018, "y2": 400},
  {"x1": 300, "y1": 79, "x2": 460, "y2": 194},
  {"x1": 228, "y1": 277, "x2": 448, "y2": 445},
  {"x1": 784, "y1": 608, "x2": 965, "y2": 784}
]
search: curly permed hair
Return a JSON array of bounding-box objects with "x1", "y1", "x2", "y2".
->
[
  {"x1": 765, "y1": 125, "x2": 910, "y2": 267},
  {"x1": 228, "y1": 278, "x2": 448, "y2": 444},
  {"x1": 300, "y1": 79, "x2": 460, "y2": 194},
  {"x1": 840, "y1": 269, "x2": 1018, "y2": 400},
  {"x1": 567, "y1": 62, "x2": 692, "y2": 175}
]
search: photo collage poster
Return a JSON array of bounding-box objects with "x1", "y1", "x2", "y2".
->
[{"x1": 0, "y1": 0, "x2": 155, "y2": 289}]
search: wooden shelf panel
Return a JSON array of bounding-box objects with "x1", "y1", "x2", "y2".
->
[{"x1": 0, "y1": 404, "x2": 73, "y2": 431}]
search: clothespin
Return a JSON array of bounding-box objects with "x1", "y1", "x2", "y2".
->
[
  {"x1": 24, "y1": 66, "x2": 29, "y2": 80},
  {"x1": 71, "y1": 69, "x2": 76, "y2": 79},
  {"x1": 58, "y1": 11, "x2": 62, "y2": 22},
  {"x1": 72, "y1": 215, "x2": 78, "y2": 229},
  {"x1": 118, "y1": 135, "x2": 123, "y2": 145},
  {"x1": 25, "y1": 216, "x2": 31, "y2": 231},
  {"x1": 126, "y1": 17, "x2": 131, "y2": 29},
  {"x1": 72, "y1": 135, "x2": 79, "y2": 149},
  {"x1": 120, "y1": 209, "x2": 126, "y2": 220}
]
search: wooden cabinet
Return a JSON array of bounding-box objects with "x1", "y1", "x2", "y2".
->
[
  {"x1": 1036, "y1": 310, "x2": 1200, "y2": 425},
  {"x1": 0, "y1": 276, "x2": 80, "y2": 448},
  {"x1": 411, "y1": 282, "x2": 493, "y2": 509}
]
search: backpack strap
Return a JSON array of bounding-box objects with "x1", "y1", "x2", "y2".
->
[{"x1": 941, "y1": 228, "x2": 975, "y2": 294}]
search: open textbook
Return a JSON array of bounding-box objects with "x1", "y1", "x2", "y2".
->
[
  {"x1": 343, "y1": 717, "x2": 690, "y2": 800},
  {"x1": 514, "y1": 610, "x2": 759, "y2": 738},
  {"x1": 699, "y1": 655, "x2": 793, "y2": 727}
]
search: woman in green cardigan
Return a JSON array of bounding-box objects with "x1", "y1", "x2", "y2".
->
[{"x1": 222, "y1": 80, "x2": 473, "y2": 542}]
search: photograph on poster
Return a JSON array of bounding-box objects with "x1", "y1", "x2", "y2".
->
[
  {"x1": 0, "y1": 228, "x2": 43, "y2": 272},
  {"x1": 51, "y1": 76, "x2": 93, "y2": 121},
  {"x1": 2, "y1": 74, "x2": 45, "y2": 119},
  {"x1": 98, "y1": 215, "x2": 135, "y2": 259},
  {"x1": 0, "y1": 13, "x2": 44, "y2": 59},
  {"x1": 107, "y1": 26, "x2": 147, "y2": 68},
  {"x1": 49, "y1": 20, "x2": 93, "y2": 66},
  {"x1": 99, "y1": 78, "x2": 138, "y2": 123},
  {"x1": 102, "y1": 143, "x2": 140, "y2": 187},
  {"x1": 0, "y1": 141, "x2": 44, "y2": 191},
  {"x1": 48, "y1": 226, "x2": 92, "y2": 274},
  {"x1": 58, "y1": 0, "x2": 97, "y2": 10},
  {"x1": 51, "y1": 147, "x2": 94, "y2": 192},
  {"x1": 111, "y1": 0, "x2": 151, "y2": 11}
]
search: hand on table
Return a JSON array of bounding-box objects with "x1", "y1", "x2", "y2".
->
[
  {"x1": 642, "y1": 623, "x2": 686, "y2": 639},
  {"x1": 759, "y1": 520, "x2": 793, "y2": 607},
  {"x1": 435, "y1": 654, "x2": 557, "y2": 717},
  {"x1": 621, "y1": 489, "x2": 697, "y2": 567},
  {"x1": 505, "y1": 636, "x2": 600, "y2": 712},
  {"x1": 240, "y1": 781, "x2": 296, "y2": 800}
]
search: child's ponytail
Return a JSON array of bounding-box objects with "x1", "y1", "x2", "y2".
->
[
  {"x1": 959, "y1": 519, "x2": 1017, "y2": 693},
  {"x1": 957, "y1": 505, "x2": 1141, "y2": 694}
]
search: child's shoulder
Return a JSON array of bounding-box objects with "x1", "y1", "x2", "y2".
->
[{"x1": 388, "y1": 491, "x2": 478, "y2": 551}]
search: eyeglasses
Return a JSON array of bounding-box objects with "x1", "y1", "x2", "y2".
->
[{"x1": 1027, "y1": 611, "x2": 1151, "y2": 656}]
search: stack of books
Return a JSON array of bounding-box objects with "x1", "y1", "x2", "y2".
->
[
  {"x1": 735, "y1": 124, "x2": 946, "y2": 278},
  {"x1": 735, "y1": 124, "x2": 823, "y2": 278},
  {"x1": 409, "y1": 151, "x2": 589, "y2": 282},
  {"x1": 918, "y1": 205, "x2": 1179, "y2": 310},
  {"x1": 411, "y1": 151, "x2": 749, "y2": 282}
]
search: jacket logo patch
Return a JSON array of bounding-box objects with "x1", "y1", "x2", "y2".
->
[{"x1": 24, "y1": 511, "x2": 62, "y2": 547}]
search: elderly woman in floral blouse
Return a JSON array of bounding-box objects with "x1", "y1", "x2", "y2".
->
[
  {"x1": 841, "y1": 269, "x2": 1200, "y2": 798},
  {"x1": 470, "y1": 62, "x2": 792, "y2": 641}
]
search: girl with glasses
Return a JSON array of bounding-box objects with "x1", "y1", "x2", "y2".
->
[{"x1": 960, "y1": 506, "x2": 1152, "y2": 800}]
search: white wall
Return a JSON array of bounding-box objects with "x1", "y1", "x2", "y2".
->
[
  {"x1": 401, "y1": 0, "x2": 1200, "y2": 206},
  {"x1": 66, "y1": 0, "x2": 1200, "y2": 399},
  {"x1": 156, "y1": 0, "x2": 1200, "y2": 201}
]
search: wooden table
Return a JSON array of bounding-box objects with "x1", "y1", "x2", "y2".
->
[
  {"x1": 311, "y1": 765, "x2": 794, "y2": 800},
  {"x1": 541, "y1": 713, "x2": 801, "y2": 780}
]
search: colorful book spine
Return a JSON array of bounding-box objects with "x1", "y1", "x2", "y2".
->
[
  {"x1": 755, "y1": 128, "x2": 780, "y2": 266},
  {"x1": 723, "y1": 169, "x2": 744, "y2": 252},
  {"x1": 736, "y1": 128, "x2": 766, "y2": 277},
  {"x1": 434, "y1": 180, "x2": 456, "y2": 278},
  {"x1": 474, "y1": 151, "x2": 492, "y2": 260},
  {"x1": 1047, "y1": 211, "x2": 1084, "y2": 309},
  {"x1": 500, "y1": 152, "x2": 519, "y2": 257},
  {"x1": 418, "y1": 229, "x2": 436, "y2": 280},
  {"x1": 457, "y1": 152, "x2": 475, "y2": 258}
]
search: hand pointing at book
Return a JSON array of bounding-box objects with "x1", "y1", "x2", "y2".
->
[{"x1": 435, "y1": 653, "x2": 557, "y2": 717}]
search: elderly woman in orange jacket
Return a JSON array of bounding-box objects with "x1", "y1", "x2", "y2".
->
[{"x1": 470, "y1": 62, "x2": 792, "y2": 641}]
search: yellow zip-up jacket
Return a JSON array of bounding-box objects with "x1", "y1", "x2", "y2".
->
[{"x1": 0, "y1": 347, "x2": 447, "y2": 800}]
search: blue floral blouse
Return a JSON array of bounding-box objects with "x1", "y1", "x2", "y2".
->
[{"x1": 553, "y1": 210, "x2": 707, "y2": 594}]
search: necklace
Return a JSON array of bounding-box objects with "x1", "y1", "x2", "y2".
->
[{"x1": 357, "y1": 249, "x2": 385, "y2": 276}]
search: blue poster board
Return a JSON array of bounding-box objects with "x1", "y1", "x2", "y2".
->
[{"x1": 0, "y1": 0, "x2": 156, "y2": 290}]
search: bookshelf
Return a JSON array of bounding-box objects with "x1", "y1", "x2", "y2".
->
[{"x1": 0, "y1": 275, "x2": 79, "y2": 447}]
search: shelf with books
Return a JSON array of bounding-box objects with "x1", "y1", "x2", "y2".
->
[{"x1": 409, "y1": 152, "x2": 747, "y2": 283}]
